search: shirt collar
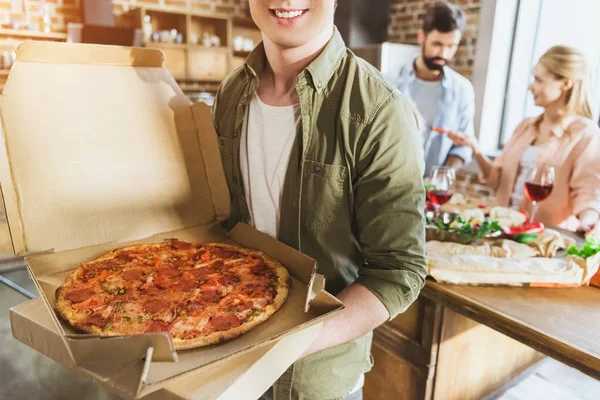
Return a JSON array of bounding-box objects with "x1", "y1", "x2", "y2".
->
[
  {"x1": 244, "y1": 27, "x2": 346, "y2": 93},
  {"x1": 534, "y1": 114, "x2": 579, "y2": 138}
]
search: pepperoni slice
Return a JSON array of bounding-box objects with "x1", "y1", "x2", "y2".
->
[
  {"x1": 145, "y1": 322, "x2": 170, "y2": 332},
  {"x1": 236, "y1": 301, "x2": 254, "y2": 312},
  {"x1": 199, "y1": 289, "x2": 221, "y2": 303},
  {"x1": 143, "y1": 299, "x2": 170, "y2": 313},
  {"x1": 212, "y1": 261, "x2": 227, "y2": 271},
  {"x1": 178, "y1": 280, "x2": 197, "y2": 292},
  {"x1": 219, "y1": 274, "x2": 240, "y2": 286},
  {"x1": 86, "y1": 314, "x2": 108, "y2": 328},
  {"x1": 171, "y1": 240, "x2": 194, "y2": 250},
  {"x1": 212, "y1": 247, "x2": 242, "y2": 259},
  {"x1": 144, "y1": 286, "x2": 162, "y2": 295},
  {"x1": 158, "y1": 266, "x2": 180, "y2": 277},
  {"x1": 251, "y1": 263, "x2": 269, "y2": 276},
  {"x1": 116, "y1": 251, "x2": 135, "y2": 261},
  {"x1": 64, "y1": 288, "x2": 95, "y2": 303},
  {"x1": 122, "y1": 269, "x2": 143, "y2": 281},
  {"x1": 210, "y1": 315, "x2": 241, "y2": 331}
]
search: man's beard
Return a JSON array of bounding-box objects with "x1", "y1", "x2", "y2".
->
[
  {"x1": 421, "y1": 44, "x2": 448, "y2": 72},
  {"x1": 423, "y1": 55, "x2": 447, "y2": 72}
]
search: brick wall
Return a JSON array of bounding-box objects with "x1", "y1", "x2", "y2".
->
[
  {"x1": 388, "y1": 0, "x2": 481, "y2": 79},
  {"x1": 0, "y1": 1, "x2": 250, "y2": 33},
  {"x1": 0, "y1": 0, "x2": 82, "y2": 32}
]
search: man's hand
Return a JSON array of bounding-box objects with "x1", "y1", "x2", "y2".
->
[{"x1": 298, "y1": 283, "x2": 389, "y2": 359}]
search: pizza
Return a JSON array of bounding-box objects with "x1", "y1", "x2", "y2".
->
[{"x1": 55, "y1": 241, "x2": 290, "y2": 350}]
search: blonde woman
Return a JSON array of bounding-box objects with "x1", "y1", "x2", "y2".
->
[{"x1": 447, "y1": 45, "x2": 600, "y2": 235}]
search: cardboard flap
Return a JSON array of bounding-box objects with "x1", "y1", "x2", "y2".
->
[
  {"x1": 66, "y1": 332, "x2": 177, "y2": 367},
  {"x1": 10, "y1": 298, "x2": 76, "y2": 368},
  {"x1": 0, "y1": 41, "x2": 220, "y2": 255},
  {"x1": 190, "y1": 102, "x2": 231, "y2": 222}
]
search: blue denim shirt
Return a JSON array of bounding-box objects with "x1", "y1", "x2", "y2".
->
[{"x1": 390, "y1": 60, "x2": 475, "y2": 175}]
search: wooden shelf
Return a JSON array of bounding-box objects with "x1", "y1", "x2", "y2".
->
[
  {"x1": 233, "y1": 50, "x2": 251, "y2": 58},
  {"x1": 146, "y1": 42, "x2": 187, "y2": 50},
  {"x1": 0, "y1": 29, "x2": 67, "y2": 40}
]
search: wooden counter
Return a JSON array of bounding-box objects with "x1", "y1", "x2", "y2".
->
[
  {"x1": 422, "y1": 282, "x2": 600, "y2": 380},
  {"x1": 365, "y1": 280, "x2": 600, "y2": 399}
]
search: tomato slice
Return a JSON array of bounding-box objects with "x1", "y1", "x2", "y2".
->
[{"x1": 504, "y1": 222, "x2": 544, "y2": 236}]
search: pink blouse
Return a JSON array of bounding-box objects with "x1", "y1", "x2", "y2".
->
[{"x1": 481, "y1": 115, "x2": 600, "y2": 229}]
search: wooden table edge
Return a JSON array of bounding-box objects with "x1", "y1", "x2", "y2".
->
[{"x1": 421, "y1": 281, "x2": 600, "y2": 381}]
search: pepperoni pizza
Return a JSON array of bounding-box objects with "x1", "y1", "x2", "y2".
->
[{"x1": 55, "y1": 241, "x2": 290, "y2": 350}]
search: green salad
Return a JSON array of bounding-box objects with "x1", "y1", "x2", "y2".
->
[
  {"x1": 567, "y1": 236, "x2": 600, "y2": 259},
  {"x1": 427, "y1": 215, "x2": 503, "y2": 244}
]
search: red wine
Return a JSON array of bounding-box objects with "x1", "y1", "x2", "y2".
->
[
  {"x1": 525, "y1": 182, "x2": 553, "y2": 202},
  {"x1": 427, "y1": 189, "x2": 453, "y2": 205}
]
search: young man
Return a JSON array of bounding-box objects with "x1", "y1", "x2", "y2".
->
[
  {"x1": 391, "y1": 1, "x2": 476, "y2": 176},
  {"x1": 212, "y1": 1, "x2": 427, "y2": 399}
]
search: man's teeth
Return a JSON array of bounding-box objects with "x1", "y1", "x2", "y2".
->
[{"x1": 274, "y1": 10, "x2": 304, "y2": 19}]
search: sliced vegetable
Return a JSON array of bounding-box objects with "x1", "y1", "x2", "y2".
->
[
  {"x1": 504, "y1": 222, "x2": 544, "y2": 237},
  {"x1": 567, "y1": 236, "x2": 600, "y2": 259},
  {"x1": 432, "y1": 127, "x2": 447, "y2": 133},
  {"x1": 513, "y1": 233, "x2": 539, "y2": 244}
]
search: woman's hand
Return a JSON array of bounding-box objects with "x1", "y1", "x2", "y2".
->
[
  {"x1": 577, "y1": 209, "x2": 600, "y2": 237},
  {"x1": 435, "y1": 128, "x2": 480, "y2": 150}
]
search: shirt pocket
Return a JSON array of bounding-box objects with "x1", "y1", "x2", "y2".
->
[{"x1": 301, "y1": 160, "x2": 347, "y2": 232}]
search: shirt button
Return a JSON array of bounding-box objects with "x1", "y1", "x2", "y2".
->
[{"x1": 313, "y1": 165, "x2": 322, "y2": 174}]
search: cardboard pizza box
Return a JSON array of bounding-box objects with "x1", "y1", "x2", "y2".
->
[
  {"x1": 1, "y1": 41, "x2": 343, "y2": 399},
  {"x1": 11, "y1": 298, "x2": 323, "y2": 400}
]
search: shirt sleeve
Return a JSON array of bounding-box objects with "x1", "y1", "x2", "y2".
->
[
  {"x1": 447, "y1": 83, "x2": 475, "y2": 164},
  {"x1": 570, "y1": 129, "x2": 600, "y2": 216},
  {"x1": 353, "y1": 91, "x2": 428, "y2": 320}
]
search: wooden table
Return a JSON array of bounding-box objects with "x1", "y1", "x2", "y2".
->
[
  {"x1": 365, "y1": 228, "x2": 600, "y2": 400},
  {"x1": 422, "y1": 282, "x2": 600, "y2": 380}
]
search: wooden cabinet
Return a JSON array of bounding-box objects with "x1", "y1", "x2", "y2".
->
[
  {"x1": 188, "y1": 47, "x2": 229, "y2": 81},
  {"x1": 364, "y1": 299, "x2": 543, "y2": 400},
  {"x1": 114, "y1": 3, "x2": 259, "y2": 90},
  {"x1": 147, "y1": 43, "x2": 187, "y2": 79},
  {"x1": 364, "y1": 298, "x2": 442, "y2": 400}
]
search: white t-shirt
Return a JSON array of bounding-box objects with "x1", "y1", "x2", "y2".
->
[
  {"x1": 510, "y1": 146, "x2": 541, "y2": 208},
  {"x1": 240, "y1": 93, "x2": 300, "y2": 238},
  {"x1": 411, "y1": 78, "x2": 443, "y2": 146},
  {"x1": 240, "y1": 93, "x2": 365, "y2": 395}
]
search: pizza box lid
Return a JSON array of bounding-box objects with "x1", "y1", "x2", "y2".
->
[
  {"x1": 11, "y1": 298, "x2": 323, "y2": 399},
  {"x1": 1, "y1": 41, "x2": 345, "y2": 398},
  {"x1": 0, "y1": 40, "x2": 230, "y2": 256}
]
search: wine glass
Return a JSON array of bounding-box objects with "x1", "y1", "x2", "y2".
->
[
  {"x1": 426, "y1": 166, "x2": 455, "y2": 218},
  {"x1": 524, "y1": 166, "x2": 555, "y2": 222}
]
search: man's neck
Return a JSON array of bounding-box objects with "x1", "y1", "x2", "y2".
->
[
  {"x1": 258, "y1": 26, "x2": 334, "y2": 106},
  {"x1": 414, "y1": 55, "x2": 443, "y2": 82}
]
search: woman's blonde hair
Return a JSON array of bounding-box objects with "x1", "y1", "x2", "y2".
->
[{"x1": 538, "y1": 45, "x2": 593, "y2": 119}]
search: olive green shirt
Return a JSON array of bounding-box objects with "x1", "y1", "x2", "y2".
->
[{"x1": 213, "y1": 28, "x2": 427, "y2": 400}]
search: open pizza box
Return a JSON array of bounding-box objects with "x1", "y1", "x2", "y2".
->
[
  {"x1": 11, "y1": 298, "x2": 323, "y2": 400},
  {"x1": 1, "y1": 41, "x2": 344, "y2": 399}
]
